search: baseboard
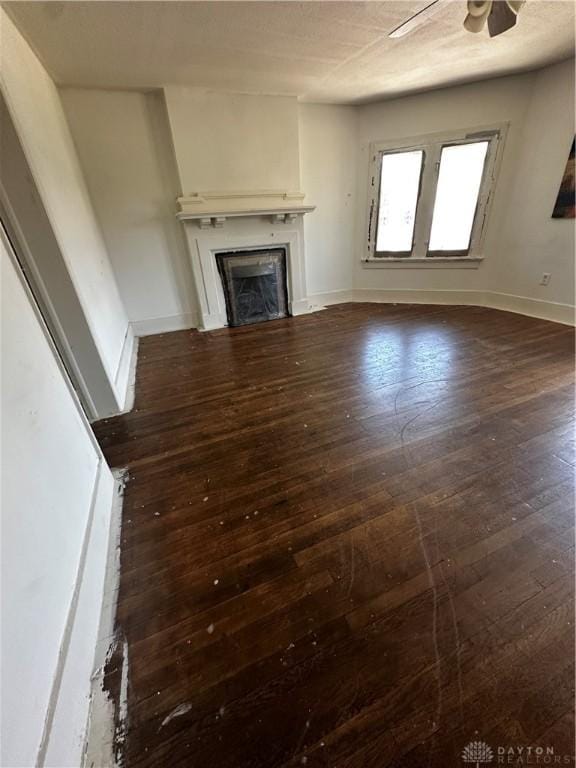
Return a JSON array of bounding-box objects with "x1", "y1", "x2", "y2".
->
[
  {"x1": 130, "y1": 312, "x2": 197, "y2": 337},
  {"x1": 307, "y1": 289, "x2": 355, "y2": 308},
  {"x1": 485, "y1": 291, "x2": 575, "y2": 326},
  {"x1": 38, "y1": 461, "x2": 116, "y2": 768},
  {"x1": 351, "y1": 288, "x2": 486, "y2": 306},
  {"x1": 307, "y1": 289, "x2": 575, "y2": 326},
  {"x1": 83, "y1": 470, "x2": 126, "y2": 768},
  {"x1": 113, "y1": 326, "x2": 137, "y2": 414}
]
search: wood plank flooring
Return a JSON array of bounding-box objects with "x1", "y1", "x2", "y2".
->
[{"x1": 93, "y1": 304, "x2": 576, "y2": 768}]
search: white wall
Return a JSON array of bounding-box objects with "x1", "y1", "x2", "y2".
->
[
  {"x1": 491, "y1": 58, "x2": 575, "y2": 306},
  {"x1": 60, "y1": 87, "x2": 311, "y2": 334},
  {"x1": 0, "y1": 92, "x2": 129, "y2": 418},
  {"x1": 33, "y1": 55, "x2": 574, "y2": 332},
  {"x1": 0, "y1": 234, "x2": 114, "y2": 767},
  {"x1": 0, "y1": 9, "x2": 130, "y2": 403},
  {"x1": 164, "y1": 87, "x2": 301, "y2": 192},
  {"x1": 299, "y1": 104, "x2": 357, "y2": 297},
  {"x1": 351, "y1": 64, "x2": 575, "y2": 316},
  {"x1": 61, "y1": 88, "x2": 199, "y2": 332},
  {"x1": 354, "y1": 72, "x2": 535, "y2": 295}
]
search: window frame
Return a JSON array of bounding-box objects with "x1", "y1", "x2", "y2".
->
[{"x1": 364, "y1": 124, "x2": 508, "y2": 266}]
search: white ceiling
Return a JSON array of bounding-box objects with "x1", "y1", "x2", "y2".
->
[{"x1": 3, "y1": 1, "x2": 575, "y2": 104}]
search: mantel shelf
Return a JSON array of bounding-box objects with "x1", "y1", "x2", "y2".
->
[{"x1": 176, "y1": 206, "x2": 316, "y2": 229}]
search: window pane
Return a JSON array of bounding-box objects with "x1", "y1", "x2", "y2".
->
[
  {"x1": 429, "y1": 141, "x2": 489, "y2": 252},
  {"x1": 376, "y1": 150, "x2": 423, "y2": 252}
]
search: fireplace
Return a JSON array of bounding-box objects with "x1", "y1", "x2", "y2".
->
[
  {"x1": 216, "y1": 248, "x2": 289, "y2": 327},
  {"x1": 179, "y1": 219, "x2": 311, "y2": 331}
]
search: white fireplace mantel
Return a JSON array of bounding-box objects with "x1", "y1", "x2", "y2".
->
[
  {"x1": 180, "y1": 224, "x2": 311, "y2": 331},
  {"x1": 177, "y1": 190, "x2": 314, "y2": 330},
  {"x1": 176, "y1": 190, "x2": 315, "y2": 229}
]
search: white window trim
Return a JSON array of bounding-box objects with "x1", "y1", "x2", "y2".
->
[{"x1": 363, "y1": 122, "x2": 509, "y2": 268}]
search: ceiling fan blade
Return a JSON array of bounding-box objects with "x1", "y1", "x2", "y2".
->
[
  {"x1": 388, "y1": 0, "x2": 443, "y2": 39},
  {"x1": 488, "y1": 1, "x2": 518, "y2": 36},
  {"x1": 463, "y1": 0, "x2": 526, "y2": 35}
]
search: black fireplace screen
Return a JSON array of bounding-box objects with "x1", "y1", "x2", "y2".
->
[{"x1": 216, "y1": 249, "x2": 289, "y2": 327}]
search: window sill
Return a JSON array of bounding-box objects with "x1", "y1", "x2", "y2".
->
[{"x1": 362, "y1": 257, "x2": 484, "y2": 269}]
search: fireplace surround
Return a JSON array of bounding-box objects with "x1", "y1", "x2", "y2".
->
[{"x1": 180, "y1": 216, "x2": 312, "y2": 331}]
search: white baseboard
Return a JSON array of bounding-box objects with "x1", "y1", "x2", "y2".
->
[
  {"x1": 113, "y1": 326, "x2": 137, "y2": 414},
  {"x1": 83, "y1": 470, "x2": 126, "y2": 768},
  {"x1": 39, "y1": 461, "x2": 116, "y2": 768},
  {"x1": 485, "y1": 291, "x2": 575, "y2": 326},
  {"x1": 307, "y1": 289, "x2": 354, "y2": 309},
  {"x1": 306, "y1": 289, "x2": 575, "y2": 326},
  {"x1": 352, "y1": 288, "x2": 487, "y2": 306},
  {"x1": 130, "y1": 312, "x2": 198, "y2": 337}
]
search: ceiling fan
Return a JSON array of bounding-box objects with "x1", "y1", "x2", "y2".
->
[{"x1": 388, "y1": 0, "x2": 526, "y2": 40}]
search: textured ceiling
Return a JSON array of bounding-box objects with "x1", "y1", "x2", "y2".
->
[{"x1": 3, "y1": 1, "x2": 574, "y2": 104}]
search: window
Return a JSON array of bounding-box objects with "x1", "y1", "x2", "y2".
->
[
  {"x1": 366, "y1": 127, "x2": 503, "y2": 262},
  {"x1": 428, "y1": 141, "x2": 489, "y2": 254},
  {"x1": 376, "y1": 150, "x2": 423, "y2": 255}
]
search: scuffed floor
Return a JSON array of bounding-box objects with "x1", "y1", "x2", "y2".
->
[{"x1": 93, "y1": 304, "x2": 575, "y2": 767}]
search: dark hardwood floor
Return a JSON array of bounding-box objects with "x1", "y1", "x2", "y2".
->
[{"x1": 93, "y1": 303, "x2": 575, "y2": 768}]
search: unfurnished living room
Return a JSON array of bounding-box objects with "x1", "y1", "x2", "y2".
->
[{"x1": 1, "y1": 1, "x2": 575, "y2": 766}]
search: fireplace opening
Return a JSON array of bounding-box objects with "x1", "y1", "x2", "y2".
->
[{"x1": 216, "y1": 248, "x2": 289, "y2": 327}]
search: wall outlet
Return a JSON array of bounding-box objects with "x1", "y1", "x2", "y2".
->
[{"x1": 540, "y1": 272, "x2": 552, "y2": 286}]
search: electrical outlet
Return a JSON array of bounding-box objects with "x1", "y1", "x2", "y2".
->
[{"x1": 540, "y1": 273, "x2": 551, "y2": 286}]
